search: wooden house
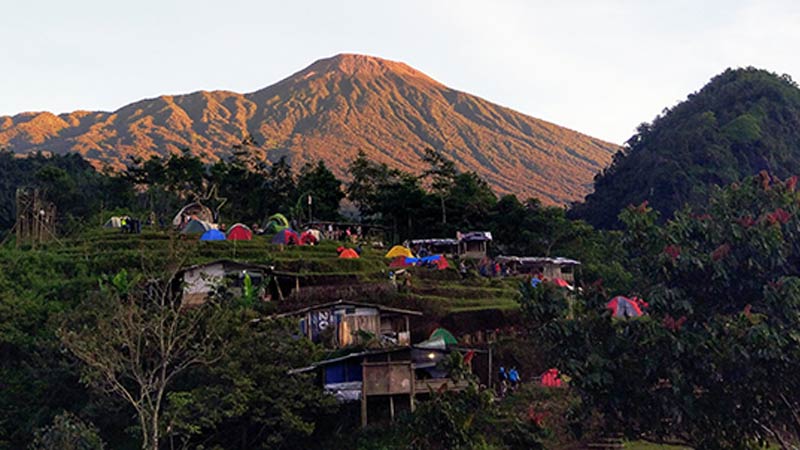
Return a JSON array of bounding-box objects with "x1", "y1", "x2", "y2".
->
[
  {"x1": 289, "y1": 343, "x2": 489, "y2": 427},
  {"x1": 496, "y1": 256, "x2": 581, "y2": 283},
  {"x1": 457, "y1": 231, "x2": 492, "y2": 259},
  {"x1": 175, "y1": 259, "x2": 294, "y2": 306},
  {"x1": 275, "y1": 300, "x2": 423, "y2": 348}
]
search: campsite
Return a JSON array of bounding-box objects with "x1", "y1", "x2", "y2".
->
[
  {"x1": 3, "y1": 7, "x2": 800, "y2": 446},
  {"x1": 5, "y1": 144, "x2": 799, "y2": 450}
]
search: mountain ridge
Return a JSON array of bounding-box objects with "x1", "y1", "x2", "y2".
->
[{"x1": 0, "y1": 53, "x2": 619, "y2": 204}]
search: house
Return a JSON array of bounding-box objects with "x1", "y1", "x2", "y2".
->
[
  {"x1": 275, "y1": 300, "x2": 422, "y2": 348},
  {"x1": 405, "y1": 231, "x2": 492, "y2": 259},
  {"x1": 408, "y1": 238, "x2": 459, "y2": 257},
  {"x1": 495, "y1": 256, "x2": 581, "y2": 283},
  {"x1": 289, "y1": 342, "x2": 488, "y2": 427},
  {"x1": 175, "y1": 260, "x2": 285, "y2": 306},
  {"x1": 457, "y1": 231, "x2": 492, "y2": 259}
]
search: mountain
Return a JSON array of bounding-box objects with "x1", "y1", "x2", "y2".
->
[
  {"x1": 571, "y1": 67, "x2": 800, "y2": 228},
  {"x1": 0, "y1": 54, "x2": 618, "y2": 204}
]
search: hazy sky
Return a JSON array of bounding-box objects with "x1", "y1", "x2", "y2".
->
[{"x1": 2, "y1": 0, "x2": 798, "y2": 144}]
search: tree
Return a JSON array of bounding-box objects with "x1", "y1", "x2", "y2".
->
[
  {"x1": 294, "y1": 161, "x2": 343, "y2": 222},
  {"x1": 422, "y1": 148, "x2": 457, "y2": 225},
  {"x1": 163, "y1": 316, "x2": 338, "y2": 450},
  {"x1": 30, "y1": 412, "x2": 105, "y2": 450},
  {"x1": 523, "y1": 173, "x2": 800, "y2": 449},
  {"x1": 60, "y1": 268, "x2": 226, "y2": 450}
]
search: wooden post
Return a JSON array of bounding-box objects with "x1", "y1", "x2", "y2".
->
[
  {"x1": 487, "y1": 344, "x2": 493, "y2": 389},
  {"x1": 295, "y1": 276, "x2": 300, "y2": 295},
  {"x1": 409, "y1": 361, "x2": 416, "y2": 412},
  {"x1": 389, "y1": 395, "x2": 395, "y2": 421},
  {"x1": 361, "y1": 362, "x2": 368, "y2": 428}
]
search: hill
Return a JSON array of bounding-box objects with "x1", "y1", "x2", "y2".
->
[
  {"x1": 0, "y1": 54, "x2": 618, "y2": 205},
  {"x1": 571, "y1": 67, "x2": 800, "y2": 227}
]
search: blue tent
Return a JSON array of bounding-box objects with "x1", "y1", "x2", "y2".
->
[{"x1": 200, "y1": 229, "x2": 226, "y2": 241}]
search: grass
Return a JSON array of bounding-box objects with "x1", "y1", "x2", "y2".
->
[
  {"x1": 3, "y1": 226, "x2": 525, "y2": 324},
  {"x1": 626, "y1": 442, "x2": 691, "y2": 450}
]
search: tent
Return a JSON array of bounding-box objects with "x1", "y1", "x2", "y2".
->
[
  {"x1": 271, "y1": 229, "x2": 299, "y2": 245},
  {"x1": 551, "y1": 278, "x2": 575, "y2": 290},
  {"x1": 173, "y1": 202, "x2": 214, "y2": 227},
  {"x1": 227, "y1": 223, "x2": 253, "y2": 241},
  {"x1": 429, "y1": 327, "x2": 457, "y2": 346},
  {"x1": 389, "y1": 256, "x2": 413, "y2": 268},
  {"x1": 338, "y1": 248, "x2": 360, "y2": 259},
  {"x1": 607, "y1": 296, "x2": 644, "y2": 318},
  {"x1": 540, "y1": 368, "x2": 563, "y2": 388},
  {"x1": 104, "y1": 216, "x2": 130, "y2": 228},
  {"x1": 385, "y1": 245, "x2": 414, "y2": 259},
  {"x1": 299, "y1": 230, "x2": 319, "y2": 246},
  {"x1": 200, "y1": 229, "x2": 226, "y2": 241},
  {"x1": 265, "y1": 213, "x2": 290, "y2": 234},
  {"x1": 182, "y1": 219, "x2": 215, "y2": 234}
]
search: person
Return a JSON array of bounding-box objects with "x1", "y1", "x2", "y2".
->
[
  {"x1": 355, "y1": 244, "x2": 363, "y2": 255},
  {"x1": 459, "y1": 260, "x2": 468, "y2": 278},
  {"x1": 509, "y1": 367, "x2": 520, "y2": 390},
  {"x1": 498, "y1": 366, "x2": 509, "y2": 397}
]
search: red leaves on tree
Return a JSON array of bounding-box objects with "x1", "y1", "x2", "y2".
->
[
  {"x1": 765, "y1": 208, "x2": 791, "y2": 225},
  {"x1": 527, "y1": 406, "x2": 547, "y2": 427},
  {"x1": 759, "y1": 170, "x2": 771, "y2": 190},
  {"x1": 632, "y1": 201, "x2": 649, "y2": 213},
  {"x1": 787, "y1": 175, "x2": 798, "y2": 192},
  {"x1": 663, "y1": 315, "x2": 687, "y2": 332},
  {"x1": 664, "y1": 245, "x2": 681, "y2": 260},
  {"x1": 737, "y1": 215, "x2": 755, "y2": 228},
  {"x1": 711, "y1": 243, "x2": 731, "y2": 261}
]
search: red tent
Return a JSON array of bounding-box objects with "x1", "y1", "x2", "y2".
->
[
  {"x1": 299, "y1": 230, "x2": 318, "y2": 246},
  {"x1": 433, "y1": 255, "x2": 450, "y2": 270},
  {"x1": 227, "y1": 223, "x2": 253, "y2": 241},
  {"x1": 389, "y1": 256, "x2": 412, "y2": 268},
  {"x1": 339, "y1": 248, "x2": 360, "y2": 259},
  {"x1": 541, "y1": 368, "x2": 563, "y2": 387},
  {"x1": 272, "y1": 229, "x2": 299, "y2": 245},
  {"x1": 607, "y1": 296, "x2": 644, "y2": 318}
]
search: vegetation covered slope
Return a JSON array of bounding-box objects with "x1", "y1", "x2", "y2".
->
[
  {"x1": 0, "y1": 54, "x2": 618, "y2": 204},
  {"x1": 571, "y1": 67, "x2": 800, "y2": 228}
]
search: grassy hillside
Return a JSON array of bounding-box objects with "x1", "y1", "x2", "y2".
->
[{"x1": 2, "y1": 228, "x2": 522, "y2": 337}]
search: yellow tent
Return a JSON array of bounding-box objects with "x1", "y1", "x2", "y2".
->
[{"x1": 385, "y1": 245, "x2": 414, "y2": 259}]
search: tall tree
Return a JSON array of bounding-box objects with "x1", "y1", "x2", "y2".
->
[
  {"x1": 294, "y1": 161, "x2": 343, "y2": 222},
  {"x1": 60, "y1": 268, "x2": 226, "y2": 450}
]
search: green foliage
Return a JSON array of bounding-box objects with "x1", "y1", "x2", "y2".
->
[
  {"x1": 163, "y1": 316, "x2": 337, "y2": 450},
  {"x1": 526, "y1": 173, "x2": 800, "y2": 448},
  {"x1": 295, "y1": 161, "x2": 344, "y2": 221},
  {"x1": 355, "y1": 387, "x2": 544, "y2": 450},
  {"x1": 30, "y1": 412, "x2": 105, "y2": 450},
  {"x1": 573, "y1": 67, "x2": 800, "y2": 228}
]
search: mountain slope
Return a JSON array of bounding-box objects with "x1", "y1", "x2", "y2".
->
[
  {"x1": 0, "y1": 54, "x2": 618, "y2": 204},
  {"x1": 571, "y1": 67, "x2": 800, "y2": 227}
]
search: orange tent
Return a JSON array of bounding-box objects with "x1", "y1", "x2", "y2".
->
[{"x1": 339, "y1": 248, "x2": 360, "y2": 259}]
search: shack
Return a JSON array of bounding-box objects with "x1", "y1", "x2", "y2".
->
[
  {"x1": 495, "y1": 256, "x2": 581, "y2": 283},
  {"x1": 458, "y1": 231, "x2": 492, "y2": 259},
  {"x1": 175, "y1": 259, "x2": 294, "y2": 306},
  {"x1": 275, "y1": 300, "x2": 423, "y2": 348},
  {"x1": 408, "y1": 238, "x2": 459, "y2": 257},
  {"x1": 289, "y1": 343, "x2": 487, "y2": 427}
]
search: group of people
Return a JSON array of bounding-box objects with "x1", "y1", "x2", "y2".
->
[{"x1": 497, "y1": 365, "x2": 521, "y2": 397}]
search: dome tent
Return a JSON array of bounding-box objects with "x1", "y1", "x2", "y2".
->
[
  {"x1": 200, "y1": 229, "x2": 226, "y2": 241},
  {"x1": 227, "y1": 223, "x2": 253, "y2": 241}
]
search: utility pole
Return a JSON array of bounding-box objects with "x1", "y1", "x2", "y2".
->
[{"x1": 307, "y1": 194, "x2": 313, "y2": 223}]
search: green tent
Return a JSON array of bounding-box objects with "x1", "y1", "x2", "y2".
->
[
  {"x1": 266, "y1": 213, "x2": 289, "y2": 233},
  {"x1": 429, "y1": 327, "x2": 457, "y2": 346}
]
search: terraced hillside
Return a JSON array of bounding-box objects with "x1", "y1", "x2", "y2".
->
[{"x1": 3, "y1": 229, "x2": 522, "y2": 338}]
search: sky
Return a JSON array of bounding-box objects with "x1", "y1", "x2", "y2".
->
[{"x1": 1, "y1": 0, "x2": 798, "y2": 144}]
